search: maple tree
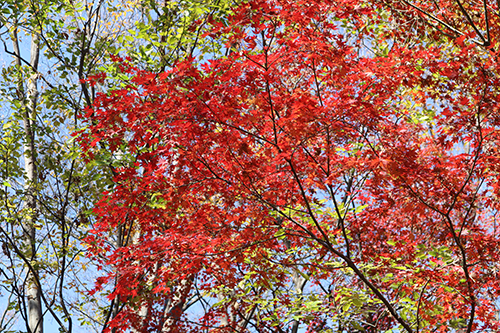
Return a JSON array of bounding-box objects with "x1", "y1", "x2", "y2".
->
[
  {"x1": 0, "y1": 0, "x2": 228, "y2": 331},
  {"x1": 79, "y1": 0, "x2": 500, "y2": 332}
]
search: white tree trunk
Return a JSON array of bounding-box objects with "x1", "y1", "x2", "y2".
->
[
  {"x1": 11, "y1": 24, "x2": 43, "y2": 333},
  {"x1": 25, "y1": 31, "x2": 42, "y2": 332}
]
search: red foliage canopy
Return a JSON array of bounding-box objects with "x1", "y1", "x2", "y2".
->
[{"x1": 80, "y1": 0, "x2": 500, "y2": 332}]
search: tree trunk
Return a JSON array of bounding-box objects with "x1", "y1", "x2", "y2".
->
[
  {"x1": 25, "y1": 31, "x2": 42, "y2": 333},
  {"x1": 11, "y1": 22, "x2": 43, "y2": 333}
]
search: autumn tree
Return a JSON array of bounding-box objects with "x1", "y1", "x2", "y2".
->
[
  {"x1": 0, "y1": 0, "x2": 226, "y2": 331},
  {"x1": 80, "y1": 0, "x2": 500, "y2": 332}
]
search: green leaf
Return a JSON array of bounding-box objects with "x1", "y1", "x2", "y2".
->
[
  {"x1": 351, "y1": 296, "x2": 363, "y2": 307},
  {"x1": 387, "y1": 239, "x2": 396, "y2": 246},
  {"x1": 342, "y1": 302, "x2": 351, "y2": 312}
]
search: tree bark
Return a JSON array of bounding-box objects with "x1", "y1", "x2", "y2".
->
[
  {"x1": 24, "y1": 31, "x2": 42, "y2": 333},
  {"x1": 11, "y1": 22, "x2": 43, "y2": 333}
]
